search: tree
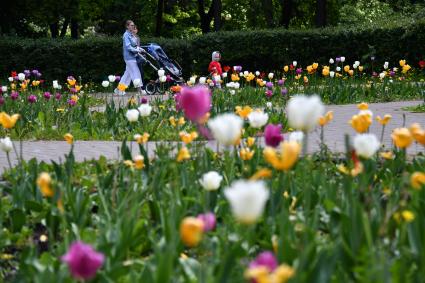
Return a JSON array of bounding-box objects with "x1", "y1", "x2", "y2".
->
[
  {"x1": 156, "y1": 0, "x2": 165, "y2": 36},
  {"x1": 315, "y1": 0, "x2": 327, "y2": 27},
  {"x1": 197, "y1": 0, "x2": 222, "y2": 33},
  {"x1": 280, "y1": 0, "x2": 293, "y2": 28},
  {"x1": 262, "y1": 0, "x2": 274, "y2": 28}
]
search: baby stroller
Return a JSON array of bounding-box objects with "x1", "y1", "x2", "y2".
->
[{"x1": 137, "y1": 43, "x2": 184, "y2": 95}]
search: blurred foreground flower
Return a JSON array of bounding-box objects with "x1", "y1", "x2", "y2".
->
[
  {"x1": 353, "y1": 134, "x2": 380, "y2": 158},
  {"x1": 180, "y1": 217, "x2": 204, "y2": 247},
  {"x1": 411, "y1": 172, "x2": 425, "y2": 190},
  {"x1": 208, "y1": 113, "x2": 243, "y2": 146},
  {"x1": 0, "y1": 137, "x2": 13, "y2": 152},
  {"x1": 197, "y1": 212, "x2": 216, "y2": 231},
  {"x1": 134, "y1": 133, "x2": 150, "y2": 144},
  {"x1": 392, "y1": 128, "x2": 413, "y2": 148},
  {"x1": 248, "y1": 110, "x2": 269, "y2": 128},
  {"x1": 349, "y1": 113, "x2": 372, "y2": 133},
  {"x1": 0, "y1": 112, "x2": 20, "y2": 129},
  {"x1": 263, "y1": 141, "x2": 301, "y2": 171},
  {"x1": 37, "y1": 172, "x2": 54, "y2": 197},
  {"x1": 224, "y1": 180, "x2": 269, "y2": 224},
  {"x1": 61, "y1": 241, "x2": 104, "y2": 280},
  {"x1": 199, "y1": 171, "x2": 222, "y2": 191},
  {"x1": 245, "y1": 251, "x2": 295, "y2": 283},
  {"x1": 178, "y1": 86, "x2": 211, "y2": 122},
  {"x1": 64, "y1": 133, "x2": 73, "y2": 144},
  {"x1": 286, "y1": 95, "x2": 324, "y2": 132},
  {"x1": 177, "y1": 147, "x2": 190, "y2": 162},
  {"x1": 409, "y1": 123, "x2": 425, "y2": 145},
  {"x1": 264, "y1": 124, "x2": 283, "y2": 147}
]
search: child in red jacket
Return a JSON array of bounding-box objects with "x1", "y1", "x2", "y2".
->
[{"x1": 208, "y1": 51, "x2": 223, "y2": 75}]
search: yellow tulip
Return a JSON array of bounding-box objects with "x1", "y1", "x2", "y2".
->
[
  {"x1": 348, "y1": 70, "x2": 354, "y2": 76},
  {"x1": 235, "y1": 106, "x2": 253, "y2": 119},
  {"x1": 250, "y1": 168, "x2": 272, "y2": 180},
  {"x1": 64, "y1": 133, "x2": 73, "y2": 144},
  {"x1": 177, "y1": 147, "x2": 190, "y2": 162},
  {"x1": 306, "y1": 65, "x2": 314, "y2": 74},
  {"x1": 231, "y1": 74, "x2": 240, "y2": 81},
  {"x1": 401, "y1": 210, "x2": 415, "y2": 222},
  {"x1": 169, "y1": 116, "x2": 177, "y2": 127},
  {"x1": 411, "y1": 172, "x2": 425, "y2": 190},
  {"x1": 337, "y1": 163, "x2": 363, "y2": 177},
  {"x1": 303, "y1": 76, "x2": 309, "y2": 83},
  {"x1": 67, "y1": 79, "x2": 76, "y2": 86},
  {"x1": 37, "y1": 172, "x2": 54, "y2": 197},
  {"x1": 263, "y1": 141, "x2": 301, "y2": 171},
  {"x1": 357, "y1": 102, "x2": 369, "y2": 110},
  {"x1": 402, "y1": 64, "x2": 411, "y2": 74},
  {"x1": 134, "y1": 133, "x2": 150, "y2": 144},
  {"x1": 133, "y1": 155, "x2": 145, "y2": 169},
  {"x1": 376, "y1": 114, "x2": 392, "y2": 125},
  {"x1": 380, "y1": 151, "x2": 394, "y2": 160},
  {"x1": 179, "y1": 131, "x2": 198, "y2": 144},
  {"x1": 399, "y1": 60, "x2": 406, "y2": 67},
  {"x1": 70, "y1": 95, "x2": 79, "y2": 102},
  {"x1": 180, "y1": 217, "x2": 204, "y2": 247},
  {"x1": 295, "y1": 74, "x2": 301, "y2": 80},
  {"x1": 344, "y1": 65, "x2": 350, "y2": 73},
  {"x1": 358, "y1": 66, "x2": 364, "y2": 72},
  {"x1": 312, "y1": 62, "x2": 319, "y2": 70},
  {"x1": 318, "y1": 111, "x2": 333, "y2": 126},
  {"x1": 349, "y1": 113, "x2": 372, "y2": 133},
  {"x1": 118, "y1": 83, "x2": 127, "y2": 91},
  {"x1": 246, "y1": 72, "x2": 255, "y2": 82},
  {"x1": 392, "y1": 128, "x2": 413, "y2": 148},
  {"x1": 273, "y1": 264, "x2": 296, "y2": 283},
  {"x1": 123, "y1": 160, "x2": 134, "y2": 168},
  {"x1": 409, "y1": 123, "x2": 425, "y2": 145},
  {"x1": 245, "y1": 264, "x2": 295, "y2": 283},
  {"x1": 247, "y1": 137, "x2": 255, "y2": 147},
  {"x1": 0, "y1": 112, "x2": 20, "y2": 129},
  {"x1": 283, "y1": 66, "x2": 289, "y2": 72},
  {"x1": 239, "y1": 147, "x2": 255, "y2": 160},
  {"x1": 75, "y1": 85, "x2": 82, "y2": 92},
  {"x1": 322, "y1": 68, "x2": 330, "y2": 77}
]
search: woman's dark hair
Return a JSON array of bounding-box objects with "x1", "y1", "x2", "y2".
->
[{"x1": 125, "y1": 20, "x2": 134, "y2": 27}]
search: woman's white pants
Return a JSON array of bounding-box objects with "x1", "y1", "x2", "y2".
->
[{"x1": 119, "y1": 60, "x2": 142, "y2": 88}]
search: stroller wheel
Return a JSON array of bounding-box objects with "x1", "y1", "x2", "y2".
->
[{"x1": 145, "y1": 82, "x2": 156, "y2": 95}]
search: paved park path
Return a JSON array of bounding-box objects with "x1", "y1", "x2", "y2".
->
[{"x1": 0, "y1": 99, "x2": 424, "y2": 173}]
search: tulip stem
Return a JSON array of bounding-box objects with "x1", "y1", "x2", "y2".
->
[
  {"x1": 380, "y1": 125, "x2": 386, "y2": 144},
  {"x1": 303, "y1": 132, "x2": 308, "y2": 157},
  {"x1": 6, "y1": 152, "x2": 12, "y2": 170}
]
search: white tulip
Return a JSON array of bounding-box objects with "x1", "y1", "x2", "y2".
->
[
  {"x1": 222, "y1": 72, "x2": 228, "y2": 78},
  {"x1": 230, "y1": 90, "x2": 235, "y2": 95},
  {"x1": 353, "y1": 134, "x2": 380, "y2": 159},
  {"x1": 243, "y1": 71, "x2": 249, "y2": 76},
  {"x1": 213, "y1": 75, "x2": 221, "y2": 82},
  {"x1": 359, "y1": 109, "x2": 373, "y2": 118},
  {"x1": 209, "y1": 82, "x2": 215, "y2": 87},
  {"x1": 248, "y1": 111, "x2": 269, "y2": 128},
  {"x1": 383, "y1": 62, "x2": 389, "y2": 69},
  {"x1": 224, "y1": 180, "x2": 269, "y2": 224},
  {"x1": 159, "y1": 76, "x2": 167, "y2": 83},
  {"x1": 108, "y1": 75, "x2": 116, "y2": 82},
  {"x1": 125, "y1": 109, "x2": 139, "y2": 122},
  {"x1": 0, "y1": 137, "x2": 13, "y2": 153},
  {"x1": 336, "y1": 67, "x2": 341, "y2": 72},
  {"x1": 158, "y1": 69, "x2": 165, "y2": 77},
  {"x1": 330, "y1": 71, "x2": 335, "y2": 78},
  {"x1": 53, "y1": 80, "x2": 59, "y2": 89},
  {"x1": 226, "y1": 82, "x2": 234, "y2": 88},
  {"x1": 255, "y1": 71, "x2": 260, "y2": 76},
  {"x1": 239, "y1": 72, "x2": 243, "y2": 77},
  {"x1": 354, "y1": 61, "x2": 360, "y2": 66},
  {"x1": 340, "y1": 56, "x2": 345, "y2": 62},
  {"x1": 101, "y1": 81, "x2": 109, "y2": 88},
  {"x1": 293, "y1": 61, "x2": 297, "y2": 67},
  {"x1": 234, "y1": 82, "x2": 240, "y2": 89},
  {"x1": 208, "y1": 113, "x2": 243, "y2": 146},
  {"x1": 329, "y1": 58, "x2": 334, "y2": 64},
  {"x1": 18, "y1": 73, "x2": 25, "y2": 81},
  {"x1": 268, "y1": 73, "x2": 274, "y2": 79},
  {"x1": 199, "y1": 77, "x2": 206, "y2": 84},
  {"x1": 133, "y1": 78, "x2": 142, "y2": 87},
  {"x1": 393, "y1": 67, "x2": 398, "y2": 72},
  {"x1": 288, "y1": 131, "x2": 304, "y2": 144},
  {"x1": 1, "y1": 86, "x2": 7, "y2": 92},
  {"x1": 138, "y1": 104, "x2": 152, "y2": 117},
  {"x1": 379, "y1": 72, "x2": 386, "y2": 79},
  {"x1": 266, "y1": 102, "x2": 272, "y2": 109},
  {"x1": 286, "y1": 95, "x2": 325, "y2": 132},
  {"x1": 8, "y1": 77, "x2": 13, "y2": 82},
  {"x1": 189, "y1": 76, "x2": 196, "y2": 85},
  {"x1": 199, "y1": 171, "x2": 223, "y2": 191}
]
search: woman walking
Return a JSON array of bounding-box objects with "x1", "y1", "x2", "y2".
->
[{"x1": 114, "y1": 20, "x2": 143, "y2": 95}]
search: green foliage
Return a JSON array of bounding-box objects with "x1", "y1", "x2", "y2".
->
[{"x1": 1, "y1": 20, "x2": 425, "y2": 81}]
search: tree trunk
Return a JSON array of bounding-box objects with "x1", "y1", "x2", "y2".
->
[
  {"x1": 197, "y1": 0, "x2": 211, "y2": 33},
  {"x1": 212, "y1": 0, "x2": 222, "y2": 31},
  {"x1": 280, "y1": 0, "x2": 292, "y2": 28},
  {"x1": 315, "y1": 0, "x2": 326, "y2": 27},
  {"x1": 155, "y1": 0, "x2": 164, "y2": 36},
  {"x1": 70, "y1": 18, "x2": 79, "y2": 39},
  {"x1": 50, "y1": 22, "x2": 59, "y2": 38},
  {"x1": 60, "y1": 18, "x2": 69, "y2": 38},
  {"x1": 262, "y1": 0, "x2": 274, "y2": 28}
]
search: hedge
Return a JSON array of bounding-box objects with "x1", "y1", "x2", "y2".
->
[{"x1": 0, "y1": 20, "x2": 424, "y2": 82}]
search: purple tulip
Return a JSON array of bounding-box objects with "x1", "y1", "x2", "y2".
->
[
  {"x1": 278, "y1": 79, "x2": 285, "y2": 86},
  {"x1": 11, "y1": 91, "x2": 19, "y2": 100},
  {"x1": 140, "y1": 97, "x2": 148, "y2": 104},
  {"x1": 372, "y1": 72, "x2": 378, "y2": 77},
  {"x1": 265, "y1": 89, "x2": 273, "y2": 98},
  {"x1": 24, "y1": 70, "x2": 31, "y2": 77},
  {"x1": 335, "y1": 57, "x2": 341, "y2": 63},
  {"x1": 68, "y1": 99, "x2": 76, "y2": 106},
  {"x1": 233, "y1": 66, "x2": 242, "y2": 72},
  {"x1": 197, "y1": 212, "x2": 216, "y2": 231},
  {"x1": 281, "y1": 88, "x2": 288, "y2": 96},
  {"x1": 389, "y1": 71, "x2": 395, "y2": 77},
  {"x1": 265, "y1": 82, "x2": 273, "y2": 88},
  {"x1": 28, "y1": 95, "x2": 37, "y2": 103},
  {"x1": 43, "y1": 92, "x2": 51, "y2": 100},
  {"x1": 0, "y1": 87, "x2": 3, "y2": 94},
  {"x1": 67, "y1": 76, "x2": 75, "y2": 81},
  {"x1": 249, "y1": 251, "x2": 278, "y2": 272},
  {"x1": 296, "y1": 68, "x2": 302, "y2": 75},
  {"x1": 32, "y1": 69, "x2": 39, "y2": 75},
  {"x1": 115, "y1": 76, "x2": 121, "y2": 82},
  {"x1": 166, "y1": 75, "x2": 172, "y2": 82},
  {"x1": 36, "y1": 71, "x2": 42, "y2": 78},
  {"x1": 264, "y1": 124, "x2": 283, "y2": 147},
  {"x1": 179, "y1": 86, "x2": 211, "y2": 122},
  {"x1": 0, "y1": 96, "x2": 4, "y2": 105},
  {"x1": 61, "y1": 241, "x2": 104, "y2": 280},
  {"x1": 14, "y1": 76, "x2": 19, "y2": 81},
  {"x1": 55, "y1": 93, "x2": 62, "y2": 100}
]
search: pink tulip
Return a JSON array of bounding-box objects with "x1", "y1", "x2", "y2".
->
[
  {"x1": 197, "y1": 212, "x2": 216, "y2": 231},
  {"x1": 264, "y1": 124, "x2": 283, "y2": 147},
  {"x1": 179, "y1": 86, "x2": 211, "y2": 122},
  {"x1": 61, "y1": 241, "x2": 104, "y2": 280}
]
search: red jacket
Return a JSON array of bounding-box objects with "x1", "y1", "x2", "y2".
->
[{"x1": 208, "y1": 61, "x2": 222, "y2": 75}]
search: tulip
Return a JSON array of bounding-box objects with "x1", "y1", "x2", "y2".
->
[
  {"x1": 286, "y1": 95, "x2": 324, "y2": 132},
  {"x1": 248, "y1": 111, "x2": 268, "y2": 129},
  {"x1": 330, "y1": 71, "x2": 335, "y2": 78},
  {"x1": 349, "y1": 113, "x2": 372, "y2": 133},
  {"x1": 1, "y1": 86, "x2": 7, "y2": 93},
  {"x1": 340, "y1": 56, "x2": 346, "y2": 62},
  {"x1": 411, "y1": 172, "x2": 425, "y2": 190},
  {"x1": 61, "y1": 241, "x2": 104, "y2": 280},
  {"x1": 392, "y1": 128, "x2": 413, "y2": 148},
  {"x1": 0, "y1": 137, "x2": 13, "y2": 152},
  {"x1": 208, "y1": 113, "x2": 243, "y2": 146},
  {"x1": 266, "y1": 102, "x2": 272, "y2": 109},
  {"x1": 292, "y1": 61, "x2": 297, "y2": 67},
  {"x1": 399, "y1": 60, "x2": 406, "y2": 67},
  {"x1": 268, "y1": 73, "x2": 274, "y2": 79},
  {"x1": 179, "y1": 131, "x2": 198, "y2": 144},
  {"x1": 18, "y1": 73, "x2": 25, "y2": 81},
  {"x1": 199, "y1": 171, "x2": 223, "y2": 191},
  {"x1": 158, "y1": 69, "x2": 165, "y2": 77},
  {"x1": 197, "y1": 212, "x2": 216, "y2": 231},
  {"x1": 101, "y1": 81, "x2": 109, "y2": 88},
  {"x1": 177, "y1": 147, "x2": 190, "y2": 162},
  {"x1": 329, "y1": 58, "x2": 334, "y2": 64},
  {"x1": 64, "y1": 133, "x2": 73, "y2": 144},
  {"x1": 179, "y1": 86, "x2": 211, "y2": 122},
  {"x1": 239, "y1": 147, "x2": 255, "y2": 160},
  {"x1": 0, "y1": 97, "x2": 4, "y2": 105},
  {"x1": 222, "y1": 72, "x2": 228, "y2": 78},
  {"x1": 264, "y1": 124, "x2": 283, "y2": 147},
  {"x1": 133, "y1": 155, "x2": 145, "y2": 169},
  {"x1": 380, "y1": 151, "x2": 394, "y2": 160},
  {"x1": 134, "y1": 133, "x2": 150, "y2": 144},
  {"x1": 288, "y1": 131, "x2": 304, "y2": 144},
  {"x1": 409, "y1": 123, "x2": 425, "y2": 145},
  {"x1": 108, "y1": 75, "x2": 116, "y2": 82},
  {"x1": 37, "y1": 172, "x2": 54, "y2": 197},
  {"x1": 0, "y1": 112, "x2": 20, "y2": 129},
  {"x1": 353, "y1": 134, "x2": 380, "y2": 158},
  {"x1": 235, "y1": 106, "x2": 253, "y2": 119},
  {"x1": 376, "y1": 114, "x2": 392, "y2": 125},
  {"x1": 28, "y1": 95, "x2": 37, "y2": 103},
  {"x1": 250, "y1": 168, "x2": 272, "y2": 180},
  {"x1": 180, "y1": 217, "x2": 204, "y2": 247},
  {"x1": 281, "y1": 88, "x2": 288, "y2": 96},
  {"x1": 125, "y1": 109, "x2": 139, "y2": 122},
  {"x1": 263, "y1": 141, "x2": 301, "y2": 171},
  {"x1": 138, "y1": 104, "x2": 152, "y2": 117},
  {"x1": 55, "y1": 93, "x2": 62, "y2": 100},
  {"x1": 384, "y1": 62, "x2": 389, "y2": 69},
  {"x1": 43, "y1": 92, "x2": 51, "y2": 100},
  {"x1": 11, "y1": 91, "x2": 19, "y2": 100},
  {"x1": 318, "y1": 111, "x2": 333, "y2": 126},
  {"x1": 224, "y1": 180, "x2": 269, "y2": 224}
]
